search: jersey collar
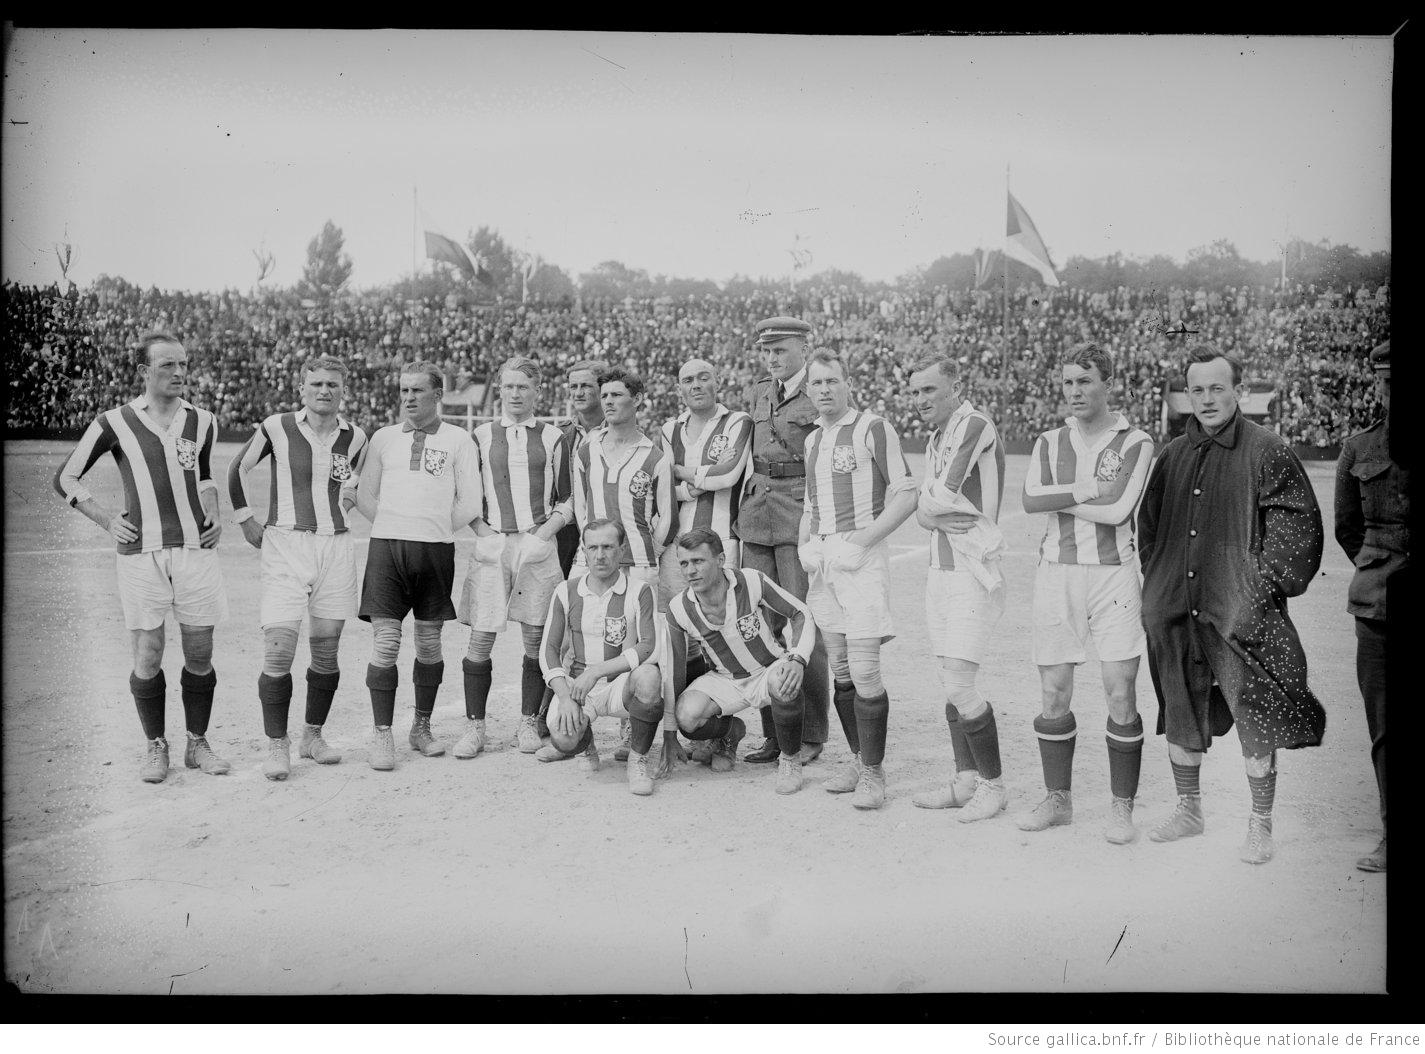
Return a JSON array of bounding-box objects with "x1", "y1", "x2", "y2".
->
[{"x1": 577, "y1": 569, "x2": 629, "y2": 598}]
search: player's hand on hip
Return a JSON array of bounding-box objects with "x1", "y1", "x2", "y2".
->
[
  {"x1": 654, "y1": 730, "x2": 687, "y2": 779},
  {"x1": 199, "y1": 517, "x2": 222, "y2": 548},
  {"x1": 240, "y1": 518, "x2": 266, "y2": 548},
  {"x1": 108, "y1": 513, "x2": 139, "y2": 545}
]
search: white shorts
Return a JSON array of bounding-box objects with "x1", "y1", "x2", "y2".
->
[
  {"x1": 458, "y1": 532, "x2": 563, "y2": 631},
  {"x1": 925, "y1": 568, "x2": 1004, "y2": 663},
  {"x1": 1032, "y1": 561, "x2": 1146, "y2": 666},
  {"x1": 116, "y1": 547, "x2": 229, "y2": 632},
  {"x1": 800, "y1": 533, "x2": 894, "y2": 642},
  {"x1": 686, "y1": 660, "x2": 793, "y2": 716},
  {"x1": 259, "y1": 528, "x2": 358, "y2": 626},
  {"x1": 585, "y1": 670, "x2": 634, "y2": 719}
]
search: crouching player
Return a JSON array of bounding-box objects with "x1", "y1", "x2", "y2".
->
[
  {"x1": 540, "y1": 518, "x2": 675, "y2": 795},
  {"x1": 666, "y1": 529, "x2": 814, "y2": 794}
]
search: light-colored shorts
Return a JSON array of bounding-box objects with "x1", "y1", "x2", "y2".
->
[
  {"x1": 117, "y1": 547, "x2": 229, "y2": 631},
  {"x1": 259, "y1": 527, "x2": 357, "y2": 626},
  {"x1": 579, "y1": 669, "x2": 634, "y2": 720},
  {"x1": 685, "y1": 659, "x2": 794, "y2": 716},
  {"x1": 800, "y1": 533, "x2": 894, "y2": 642},
  {"x1": 458, "y1": 532, "x2": 563, "y2": 631},
  {"x1": 925, "y1": 568, "x2": 1004, "y2": 663},
  {"x1": 1032, "y1": 560, "x2": 1145, "y2": 666}
]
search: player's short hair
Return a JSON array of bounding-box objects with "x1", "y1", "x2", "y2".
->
[
  {"x1": 1062, "y1": 341, "x2": 1114, "y2": 382},
  {"x1": 304, "y1": 355, "x2": 349, "y2": 380},
  {"x1": 499, "y1": 356, "x2": 541, "y2": 385},
  {"x1": 1184, "y1": 343, "x2": 1243, "y2": 386},
  {"x1": 135, "y1": 332, "x2": 182, "y2": 368},
  {"x1": 806, "y1": 348, "x2": 848, "y2": 380},
  {"x1": 598, "y1": 366, "x2": 645, "y2": 399},
  {"x1": 568, "y1": 358, "x2": 608, "y2": 381},
  {"x1": 399, "y1": 360, "x2": 444, "y2": 391},
  {"x1": 906, "y1": 354, "x2": 960, "y2": 383},
  {"x1": 581, "y1": 517, "x2": 627, "y2": 547},
  {"x1": 676, "y1": 528, "x2": 725, "y2": 557}
]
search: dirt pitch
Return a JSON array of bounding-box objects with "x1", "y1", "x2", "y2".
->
[{"x1": 2, "y1": 441, "x2": 1386, "y2": 995}]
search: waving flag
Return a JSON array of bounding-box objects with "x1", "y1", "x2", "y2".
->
[
  {"x1": 974, "y1": 248, "x2": 999, "y2": 289},
  {"x1": 1005, "y1": 193, "x2": 1060, "y2": 287},
  {"x1": 424, "y1": 231, "x2": 494, "y2": 286}
]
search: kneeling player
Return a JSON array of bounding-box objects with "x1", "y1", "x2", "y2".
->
[
  {"x1": 666, "y1": 529, "x2": 814, "y2": 794},
  {"x1": 540, "y1": 519, "x2": 676, "y2": 795}
]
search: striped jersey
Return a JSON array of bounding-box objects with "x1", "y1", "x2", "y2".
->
[
  {"x1": 472, "y1": 416, "x2": 564, "y2": 533},
  {"x1": 660, "y1": 404, "x2": 753, "y2": 543},
  {"x1": 552, "y1": 419, "x2": 595, "y2": 507},
  {"x1": 228, "y1": 410, "x2": 368, "y2": 535},
  {"x1": 361, "y1": 421, "x2": 482, "y2": 543},
  {"x1": 560, "y1": 429, "x2": 677, "y2": 568},
  {"x1": 539, "y1": 570, "x2": 658, "y2": 685},
  {"x1": 54, "y1": 397, "x2": 219, "y2": 555},
  {"x1": 804, "y1": 408, "x2": 913, "y2": 534},
  {"x1": 666, "y1": 568, "x2": 814, "y2": 695},
  {"x1": 924, "y1": 401, "x2": 1005, "y2": 570},
  {"x1": 1027, "y1": 414, "x2": 1155, "y2": 566}
]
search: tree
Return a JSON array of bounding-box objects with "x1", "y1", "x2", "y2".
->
[
  {"x1": 297, "y1": 220, "x2": 353, "y2": 301},
  {"x1": 578, "y1": 260, "x2": 651, "y2": 301},
  {"x1": 527, "y1": 261, "x2": 576, "y2": 303},
  {"x1": 467, "y1": 227, "x2": 519, "y2": 300},
  {"x1": 253, "y1": 241, "x2": 276, "y2": 286}
]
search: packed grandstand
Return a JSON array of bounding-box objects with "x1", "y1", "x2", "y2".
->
[{"x1": 5, "y1": 278, "x2": 1389, "y2": 448}]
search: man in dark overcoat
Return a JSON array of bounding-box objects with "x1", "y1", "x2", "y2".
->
[{"x1": 1138, "y1": 344, "x2": 1326, "y2": 865}]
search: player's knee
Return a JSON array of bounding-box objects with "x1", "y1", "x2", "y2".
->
[
  {"x1": 1243, "y1": 751, "x2": 1276, "y2": 777},
  {"x1": 132, "y1": 631, "x2": 165, "y2": 678},
  {"x1": 519, "y1": 622, "x2": 543, "y2": 659},
  {"x1": 628, "y1": 666, "x2": 662, "y2": 710},
  {"x1": 549, "y1": 717, "x2": 588, "y2": 755},
  {"x1": 308, "y1": 635, "x2": 341, "y2": 675},
  {"x1": 466, "y1": 629, "x2": 497, "y2": 664},
  {"x1": 674, "y1": 694, "x2": 705, "y2": 734},
  {"x1": 847, "y1": 650, "x2": 883, "y2": 698},
  {"x1": 370, "y1": 620, "x2": 402, "y2": 667},
  {"x1": 1104, "y1": 684, "x2": 1136, "y2": 722},
  {"x1": 179, "y1": 625, "x2": 214, "y2": 673},
  {"x1": 262, "y1": 625, "x2": 300, "y2": 676},
  {"x1": 1039, "y1": 682, "x2": 1073, "y2": 715},
  {"x1": 413, "y1": 620, "x2": 443, "y2": 664}
]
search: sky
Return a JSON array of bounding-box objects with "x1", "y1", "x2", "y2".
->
[{"x1": 1, "y1": 30, "x2": 1394, "y2": 293}]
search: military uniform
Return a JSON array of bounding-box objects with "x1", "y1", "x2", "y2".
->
[
  {"x1": 1333, "y1": 342, "x2": 1406, "y2": 871},
  {"x1": 735, "y1": 317, "x2": 830, "y2": 752}
]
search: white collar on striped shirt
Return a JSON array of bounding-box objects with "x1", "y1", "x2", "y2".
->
[
  {"x1": 675, "y1": 403, "x2": 730, "y2": 427},
  {"x1": 929, "y1": 400, "x2": 974, "y2": 454},
  {"x1": 498, "y1": 415, "x2": 540, "y2": 429},
  {"x1": 590, "y1": 428, "x2": 652, "y2": 452},
  {"x1": 816, "y1": 406, "x2": 859, "y2": 432},
  {"x1": 1064, "y1": 411, "x2": 1131, "y2": 435},
  {"x1": 295, "y1": 407, "x2": 349, "y2": 431},
  {"x1": 576, "y1": 569, "x2": 629, "y2": 598},
  {"x1": 129, "y1": 396, "x2": 193, "y2": 433}
]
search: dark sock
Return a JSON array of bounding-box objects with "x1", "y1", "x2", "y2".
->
[
  {"x1": 1247, "y1": 770, "x2": 1277, "y2": 817},
  {"x1": 628, "y1": 716, "x2": 659, "y2": 755},
  {"x1": 304, "y1": 668, "x2": 339, "y2": 726},
  {"x1": 366, "y1": 663, "x2": 398, "y2": 726},
  {"x1": 1106, "y1": 716, "x2": 1144, "y2": 799},
  {"x1": 854, "y1": 691, "x2": 889, "y2": 767},
  {"x1": 130, "y1": 670, "x2": 166, "y2": 740},
  {"x1": 412, "y1": 659, "x2": 443, "y2": 716},
  {"x1": 1170, "y1": 760, "x2": 1202, "y2": 798},
  {"x1": 571, "y1": 721, "x2": 594, "y2": 755},
  {"x1": 686, "y1": 714, "x2": 732, "y2": 741},
  {"x1": 832, "y1": 681, "x2": 859, "y2": 754},
  {"x1": 180, "y1": 667, "x2": 217, "y2": 736},
  {"x1": 258, "y1": 672, "x2": 293, "y2": 738},
  {"x1": 1033, "y1": 711, "x2": 1076, "y2": 792},
  {"x1": 758, "y1": 702, "x2": 778, "y2": 747},
  {"x1": 462, "y1": 658, "x2": 492, "y2": 720},
  {"x1": 771, "y1": 700, "x2": 803, "y2": 757},
  {"x1": 536, "y1": 686, "x2": 553, "y2": 739},
  {"x1": 520, "y1": 656, "x2": 544, "y2": 718},
  {"x1": 945, "y1": 703, "x2": 975, "y2": 772},
  {"x1": 961, "y1": 703, "x2": 1003, "y2": 780}
]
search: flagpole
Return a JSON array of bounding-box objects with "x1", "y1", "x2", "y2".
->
[
  {"x1": 1000, "y1": 164, "x2": 1010, "y2": 427},
  {"x1": 412, "y1": 187, "x2": 419, "y2": 279}
]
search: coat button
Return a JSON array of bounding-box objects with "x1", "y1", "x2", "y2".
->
[
  {"x1": 1193, "y1": 488, "x2": 1202, "y2": 495},
  {"x1": 1188, "y1": 570, "x2": 1196, "y2": 578},
  {"x1": 1191, "y1": 609, "x2": 1199, "y2": 617},
  {"x1": 1190, "y1": 529, "x2": 1197, "y2": 536}
]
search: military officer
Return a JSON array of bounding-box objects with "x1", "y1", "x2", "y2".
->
[
  {"x1": 734, "y1": 316, "x2": 830, "y2": 763},
  {"x1": 1333, "y1": 341, "x2": 1406, "y2": 874}
]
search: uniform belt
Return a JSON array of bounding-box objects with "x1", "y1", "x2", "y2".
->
[{"x1": 753, "y1": 459, "x2": 805, "y2": 478}]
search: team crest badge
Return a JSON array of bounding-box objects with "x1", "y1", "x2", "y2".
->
[
  {"x1": 736, "y1": 612, "x2": 763, "y2": 642},
  {"x1": 706, "y1": 434, "x2": 732, "y2": 461},
  {"x1": 174, "y1": 437, "x2": 198, "y2": 471},
  {"x1": 628, "y1": 469, "x2": 652, "y2": 499},
  {"x1": 1096, "y1": 448, "x2": 1124, "y2": 483},
  {"x1": 329, "y1": 452, "x2": 352, "y2": 482},
  {"x1": 423, "y1": 448, "x2": 448, "y2": 477},
  {"x1": 831, "y1": 445, "x2": 858, "y2": 474},
  {"x1": 603, "y1": 616, "x2": 628, "y2": 647}
]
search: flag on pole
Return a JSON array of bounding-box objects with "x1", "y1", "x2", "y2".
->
[
  {"x1": 1005, "y1": 192, "x2": 1060, "y2": 287},
  {"x1": 974, "y1": 248, "x2": 999, "y2": 289},
  {"x1": 424, "y1": 230, "x2": 494, "y2": 287}
]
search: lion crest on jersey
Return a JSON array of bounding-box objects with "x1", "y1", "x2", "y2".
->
[
  {"x1": 174, "y1": 437, "x2": 198, "y2": 471},
  {"x1": 706, "y1": 433, "x2": 733, "y2": 462},
  {"x1": 603, "y1": 615, "x2": 628, "y2": 647},
  {"x1": 736, "y1": 611, "x2": 763, "y2": 642},
  {"x1": 1096, "y1": 448, "x2": 1124, "y2": 483},
  {"x1": 628, "y1": 469, "x2": 652, "y2": 499},
  {"x1": 831, "y1": 445, "x2": 858, "y2": 474},
  {"x1": 329, "y1": 452, "x2": 352, "y2": 483},
  {"x1": 422, "y1": 448, "x2": 448, "y2": 477}
]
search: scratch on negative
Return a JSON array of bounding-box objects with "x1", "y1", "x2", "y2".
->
[
  {"x1": 684, "y1": 927, "x2": 692, "y2": 990},
  {"x1": 285, "y1": 778, "x2": 351, "y2": 823},
  {"x1": 1106, "y1": 925, "x2": 1128, "y2": 965},
  {"x1": 580, "y1": 46, "x2": 627, "y2": 70}
]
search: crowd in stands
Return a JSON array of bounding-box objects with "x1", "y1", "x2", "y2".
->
[{"x1": 5, "y1": 277, "x2": 1389, "y2": 447}]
